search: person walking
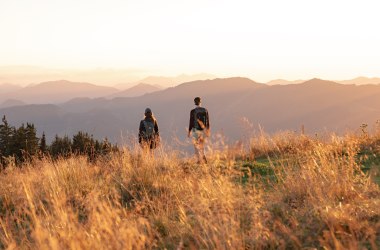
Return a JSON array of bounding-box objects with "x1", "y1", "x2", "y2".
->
[
  {"x1": 188, "y1": 97, "x2": 210, "y2": 164},
  {"x1": 139, "y1": 108, "x2": 160, "y2": 152}
]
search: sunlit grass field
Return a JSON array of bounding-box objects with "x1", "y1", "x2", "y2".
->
[{"x1": 0, "y1": 130, "x2": 379, "y2": 249}]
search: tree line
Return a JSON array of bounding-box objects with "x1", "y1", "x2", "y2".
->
[{"x1": 0, "y1": 116, "x2": 118, "y2": 166}]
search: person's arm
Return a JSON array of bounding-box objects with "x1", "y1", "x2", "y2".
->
[
  {"x1": 205, "y1": 109, "x2": 210, "y2": 136},
  {"x1": 138, "y1": 120, "x2": 144, "y2": 143},
  {"x1": 188, "y1": 109, "x2": 194, "y2": 137},
  {"x1": 154, "y1": 120, "x2": 159, "y2": 136}
]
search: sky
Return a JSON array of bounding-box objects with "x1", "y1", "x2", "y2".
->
[{"x1": 1, "y1": 0, "x2": 380, "y2": 83}]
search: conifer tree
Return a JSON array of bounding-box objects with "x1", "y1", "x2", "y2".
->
[
  {"x1": 0, "y1": 115, "x2": 13, "y2": 157},
  {"x1": 50, "y1": 135, "x2": 72, "y2": 158},
  {"x1": 72, "y1": 131, "x2": 94, "y2": 155},
  {"x1": 25, "y1": 123, "x2": 39, "y2": 156},
  {"x1": 12, "y1": 124, "x2": 26, "y2": 161},
  {"x1": 39, "y1": 132, "x2": 47, "y2": 155}
]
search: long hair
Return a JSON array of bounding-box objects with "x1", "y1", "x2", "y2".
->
[{"x1": 144, "y1": 112, "x2": 156, "y2": 123}]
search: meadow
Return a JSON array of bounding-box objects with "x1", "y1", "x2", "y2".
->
[{"x1": 0, "y1": 129, "x2": 379, "y2": 249}]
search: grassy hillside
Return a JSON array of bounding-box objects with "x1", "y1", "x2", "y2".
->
[{"x1": 0, "y1": 130, "x2": 379, "y2": 249}]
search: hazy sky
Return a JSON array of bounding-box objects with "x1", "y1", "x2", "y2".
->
[{"x1": 1, "y1": 0, "x2": 379, "y2": 82}]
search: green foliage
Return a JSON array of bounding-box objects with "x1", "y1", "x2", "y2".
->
[
  {"x1": 0, "y1": 117, "x2": 39, "y2": 164},
  {"x1": 0, "y1": 116, "x2": 118, "y2": 167},
  {"x1": 72, "y1": 131, "x2": 94, "y2": 155},
  {"x1": 0, "y1": 115, "x2": 13, "y2": 157},
  {"x1": 233, "y1": 158, "x2": 277, "y2": 186},
  {"x1": 357, "y1": 145, "x2": 380, "y2": 185},
  {"x1": 50, "y1": 135, "x2": 72, "y2": 158},
  {"x1": 39, "y1": 132, "x2": 47, "y2": 155}
]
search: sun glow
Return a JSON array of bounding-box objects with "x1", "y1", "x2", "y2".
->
[{"x1": 1, "y1": 0, "x2": 379, "y2": 82}]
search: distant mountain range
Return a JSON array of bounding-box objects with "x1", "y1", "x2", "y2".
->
[
  {"x1": 0, "y1": 81, "x2": 164, "y2": 105},
  {"x1": 0, "y1": 80, "x2": 119, "y2": 104},
  {"x1": 336, "y1": 77, "x2": 380, "y2": 85},
  {"x1": 0, "y1": 99, "x2": 26, "y2": 109},
  {"x1": 266, "y1": 79, "x2": 304, "y2": 85},
  {"x1": 0, "y1": 65, "x2": 142, "y2": 86},
  {"x1": 1, "y1": 77, "x2": 380, "y2": 147},
  {"x1": 108, "y1": 83, "x2": 162, "y2": 98},
  {"x1": 113, "y1": 73, "x2": 215, "y2": 89},
  {"x1": 266, "y1": 77, "x2": 380, "y2": 86},
  {"x1": 2, "y1": 75, "x2": 379, "y2": 106},
  {"x1": 136, "y1": 73, "x2": 216, "y2": 87},
  {"x1": 0, "y1": 74, "x2": 216, "y2": 105}
]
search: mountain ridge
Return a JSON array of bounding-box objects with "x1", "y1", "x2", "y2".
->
[
  {"x1": 0, "y1": 80, "x2": 119, "y2": 104},
  {"x1": 336, "y1": 77, "x2": 380, "y2": 85},
  {"x1": 108, "y1": 83, "x2": 162, "y2": 98},
  {"x1": 2, "y1": 77, "x2": 380, "y2": 145}
]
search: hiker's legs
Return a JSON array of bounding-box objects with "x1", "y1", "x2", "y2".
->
[
  {"x1": 193, "y1": 141, "x2": 202, "y2": 163},
  {"x1": 140, "y1": 141, "x2": 153, "y2": 158},
  {"x1": 197, "y1": 139, "x2": 207, "y2": 164},
  {"x1": 192, "y1": 130, "x2": 207, "y2": 164}
]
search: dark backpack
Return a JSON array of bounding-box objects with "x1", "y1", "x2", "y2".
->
[
  {"x1": 142, "y1": 120, "x2": 155, "y2": 139},
  {"x1": 194, "y1": 107, "x2": 207, "y2": 130}
]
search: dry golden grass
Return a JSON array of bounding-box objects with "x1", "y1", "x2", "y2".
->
[{"x1": 0, "y1": 132, "x2": 379, "y2": 249}]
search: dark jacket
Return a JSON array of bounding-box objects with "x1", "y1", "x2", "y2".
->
[
  {"x1": 139, "y1": 117, "x2": 159, "y2": 147},
  {"x1": 188, "y1": 106, "x2": 210, "y2": 133}
]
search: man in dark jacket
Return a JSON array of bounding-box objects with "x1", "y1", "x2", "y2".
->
[
  {"x1": 139, "y1": 108, "x2": 160, "y2": 151},
  {"x1": 188, "y1": 97, "x2": 210, "y2": 163}
]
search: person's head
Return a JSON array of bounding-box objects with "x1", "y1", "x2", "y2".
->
[
  {"x1": 194, "y1": 97, "x2": 201, "y2": 106},
  {"x1": 144, "y1": 108, "x2": 153, "y2": 118}
]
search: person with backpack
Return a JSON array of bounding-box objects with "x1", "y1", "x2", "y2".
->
[
  {"x1": 139, "y1": 108, "x2": 160, "y2": 151},
  {"x1": 188, "y1": 97, "x2": 210, "y2": 164}
]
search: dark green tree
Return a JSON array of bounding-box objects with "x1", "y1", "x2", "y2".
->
[
  {"x1": 72, "y1": 131, "x2": 95, "y2": 155},
  {"x1": 50, "y1": 135, "x2": 72, "y2": 158},
  {"x1": 12, "y1": 124, "x2": 26, "y2": 161},
  {"x1": 25, "y1": 123, "x2": 39, "y2": 157},
  {"x1": 0, "y1": 116, "x2": 13, "y2": 157},
  {"x1": 9, "y1": 123, "x2": 39, "y2": 162},
  {"x1": 39, "y1": 132, "x2": 47, "y2": 155},
  {"x1": 1, "y1": 117, "x2": 119, "y2": 164}
]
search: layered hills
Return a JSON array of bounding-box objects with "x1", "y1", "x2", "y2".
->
[{"x1": 1, "y1": 77, "x2": 380, "y2": 145}]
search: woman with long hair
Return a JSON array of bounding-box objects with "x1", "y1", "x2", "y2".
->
[{"x1": 138, "y1": 108, "x2": 160, "y2": 151}]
